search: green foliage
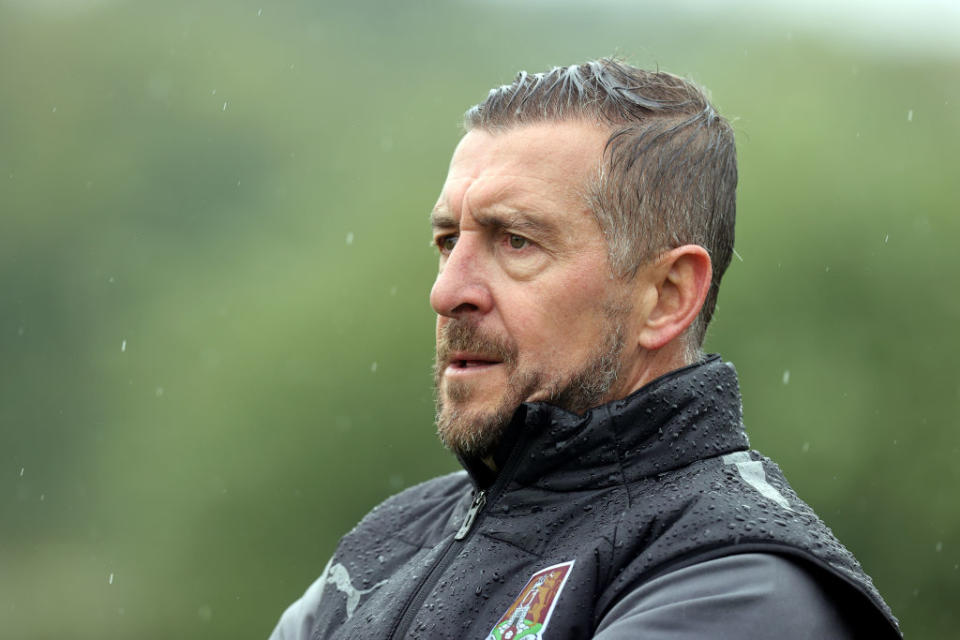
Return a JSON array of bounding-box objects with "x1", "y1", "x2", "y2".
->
[{"x1": 1, "y1": 2, "x2": 957, "y2": 638}]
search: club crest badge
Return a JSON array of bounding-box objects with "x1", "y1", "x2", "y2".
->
[{"x1": 485, "y1": 560, "x2": 575, "y2": 640}]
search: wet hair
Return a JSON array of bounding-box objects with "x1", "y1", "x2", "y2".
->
[{"x1": 464, "y1": 58, "x2": 737, "y2": 356}]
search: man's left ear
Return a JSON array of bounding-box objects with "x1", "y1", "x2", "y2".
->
[{"x1": 637, "y1": 245, "x2": 712, "y2": 351}]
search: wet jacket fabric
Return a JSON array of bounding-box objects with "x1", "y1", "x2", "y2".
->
[{"x1": 271, "y1": 356, "x2": 901, "y2": 639}]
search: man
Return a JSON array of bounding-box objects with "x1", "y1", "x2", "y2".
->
[{"x1": 271, "y1": 59, "x2": 901, "y2": 639}]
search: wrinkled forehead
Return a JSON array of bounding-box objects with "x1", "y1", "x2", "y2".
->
[{"x1": 436, "y1": 121, "x2": 609, "y2": 213}]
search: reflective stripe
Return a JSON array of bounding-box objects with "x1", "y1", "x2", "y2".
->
[{"x1": 722, "y1": 452, "x2": 792, "y2": 510}]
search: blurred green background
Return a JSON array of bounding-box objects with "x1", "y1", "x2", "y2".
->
[{"x1": 1, "y1": 0, "x2": 957, "y2": 637}]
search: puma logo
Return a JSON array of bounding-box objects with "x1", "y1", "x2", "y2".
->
[{"x1": 325, "y1": 562, "x2": 388, "y2": 619}]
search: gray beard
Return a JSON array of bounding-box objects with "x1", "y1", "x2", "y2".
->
[{"x1": 433, "y1": 312, "x2": 627, "y2": 461}]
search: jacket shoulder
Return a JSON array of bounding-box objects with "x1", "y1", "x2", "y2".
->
[
  {"x1": 599, "y1": 450, "x2": 901, "y2": 636},
  {"x1": 342, "y1": 470, "x2": 472, "y2": 550}
]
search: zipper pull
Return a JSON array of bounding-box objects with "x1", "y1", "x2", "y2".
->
[{"x1": 454, "y1": 490, "x2": 486, "y2": 540}]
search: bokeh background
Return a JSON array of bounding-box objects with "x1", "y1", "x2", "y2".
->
[{"x1": 2, "y1": 0, "x2": 958, "y2": 637}]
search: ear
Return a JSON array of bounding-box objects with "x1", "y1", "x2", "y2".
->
[{"x1": 637, "y1": 245, "x2": 712, "y2": 351}]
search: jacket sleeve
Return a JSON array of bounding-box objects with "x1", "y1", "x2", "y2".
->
[
  {"x1": 268, "y1": 557, "x2": 332, "y2": 640},
  {"x1": 593, "y1": 553, "x2": 860, "y2": 639}
]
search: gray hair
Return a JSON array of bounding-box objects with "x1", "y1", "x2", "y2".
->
[{"x1": 464, "y1": 59, "x2": 737, "y2": 358}]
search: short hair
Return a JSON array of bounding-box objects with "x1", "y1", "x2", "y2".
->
[{"x1": 464, "y1": 59, "x2": 737, "y2": 356}]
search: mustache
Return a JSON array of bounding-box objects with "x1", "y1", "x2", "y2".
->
[{"x1": 435, "y1": 321, "x2": 518, "y2": 367}]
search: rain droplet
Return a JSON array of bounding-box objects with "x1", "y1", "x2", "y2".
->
[
  {"x1": 801, "y1": 442, "x2": 810, "y2": 453},
  {"x1": 222, "y1": 101, "x2": 228, "y2": 112},
  {"x1": 346, "y1": 232, "x2": 354, "y2": 245},
  {"x1": 108, "y1": 573, "x2": 114, "y2": 585},
  {"x1": 121, "y1": 340, "x2": 127, "y2": 352},
  {"x1": 782, "y1": 370, "x2": 790, "y2": 385},
  {"x1": 370, "y1": 362, "x2": 378, "y2": 373},
  {"x1": 19, "y1": 467, "x2": 25, "y2": 477},
  {"x1": 155, "y1": 387, "x2": 165, "y2": 397},
  {"x1": 907, "y1": 109, "x2": 913, "y2": 122},
  {"x1": 257, "y1": 8, "x2": 263, "y2": 16},
  {"x1": 935, "y1": 541, "x2": 943, "y2": 552},
  {"x1": 884, "y1": 234, "x2": 889, "y2": 243}
]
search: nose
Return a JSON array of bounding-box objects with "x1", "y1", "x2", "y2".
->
[{"x1": 429, "y1": 236, "x2": 494, "y2": 318}]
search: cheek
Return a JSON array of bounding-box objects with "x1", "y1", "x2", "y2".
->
[
  {"x1": 511, "y1": 296, "x2": 611, "y2": 362},
  {"x1": 501, "y1": 254, "x2": 617, "y2": 358},
  {"x1": 541, "y1": 273, "x2": 614, "y2": 326}
]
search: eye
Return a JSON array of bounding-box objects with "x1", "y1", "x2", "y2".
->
[
  {"x1": 508, "y1": 234, "x2": 528, "y2": 250},
  {"x1": 436, "y1": 234, "x2": 458, "y2": 253}
]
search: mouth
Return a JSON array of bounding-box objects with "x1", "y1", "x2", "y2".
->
[{"x1": 445, "y1": 353, "x2": 503, "y2": 374}]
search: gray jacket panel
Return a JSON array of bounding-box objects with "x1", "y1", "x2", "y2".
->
[{"x1": 594, "y1": 553, "x2": 858, "y2": 639}]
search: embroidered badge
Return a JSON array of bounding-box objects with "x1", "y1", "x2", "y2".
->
[{"x1": 485, "y1": 560, "x2": 575, "y2": 640}]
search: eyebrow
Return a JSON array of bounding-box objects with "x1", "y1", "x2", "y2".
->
[
  {"x1": 430, "y1": 208, "x2": 561, "y2": 242},
  {"x1": 430, "y1": 211, "x2": 457, "y2": 229}
]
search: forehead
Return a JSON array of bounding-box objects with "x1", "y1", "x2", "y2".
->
[{"x1": 436, "y1": 121, "x2": 609, "y2": 216}]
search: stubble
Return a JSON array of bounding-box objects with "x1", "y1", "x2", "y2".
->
[{"x1": 433, "y1": 304, "x2": 628, "y2": 461}]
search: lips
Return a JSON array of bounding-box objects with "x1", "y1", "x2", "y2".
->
[
  {"x1": 448, "y1": 353, "x2": 503, "y2": 369},
  {"x1": 434, "y1": 321, "x2": 517, "y2": 382}
]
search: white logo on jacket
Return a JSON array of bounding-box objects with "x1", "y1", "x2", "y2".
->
[{"x1": 325, "y1": 562, "x2": 387, "y2": 619}]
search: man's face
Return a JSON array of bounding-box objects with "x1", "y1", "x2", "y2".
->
[{"x1": 430, "y1": 121, "x2": 643, "y2": 460}]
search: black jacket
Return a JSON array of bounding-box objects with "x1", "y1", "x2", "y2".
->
[{"x1": 272, "y1": 356, "x2": 901, "y2": 639}]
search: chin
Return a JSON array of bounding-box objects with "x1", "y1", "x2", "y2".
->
[{"x1": 436, "y1": 385, "x2": 526, "y2": 459}]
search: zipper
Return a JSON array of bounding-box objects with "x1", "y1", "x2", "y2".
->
[
  {"x1": 386, "y1": 489, "x2": 487, "y2": 639},
  {"x1": 454, "y1": 490, "x2": 486, "y2": 540},
  {"x1": 387, "y1": 424, "x2": 530, "y2": 639}
]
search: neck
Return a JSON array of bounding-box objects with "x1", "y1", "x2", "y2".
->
[{"x1": 611, "y1": 344, "x2": 692, "y2": 402}]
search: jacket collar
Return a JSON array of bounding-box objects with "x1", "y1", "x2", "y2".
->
[{"x1": 460, "y1": 355, "x2": 751, "y2": 490}]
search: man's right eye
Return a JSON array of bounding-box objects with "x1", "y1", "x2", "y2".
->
[{"x1": 437, "y1": 235, "x2": 458, "y2": 253}]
